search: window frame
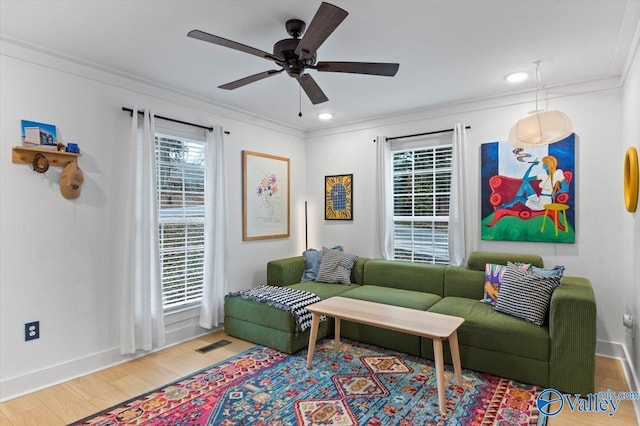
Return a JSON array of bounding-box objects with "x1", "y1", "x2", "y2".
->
[
  {"x1": 154, "y1": 128, "x2": 207, "y2": 313},
  {"x1": 390, "y1": 139, "x2": 452, "y2": 265}
]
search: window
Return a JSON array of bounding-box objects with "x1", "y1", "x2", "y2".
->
[
  {"x1": 392, "y1": 144, "x2": 452, "y2": 264},
  {"x1": 155, "y1": 133, "x2": 206, "y2": 310}
]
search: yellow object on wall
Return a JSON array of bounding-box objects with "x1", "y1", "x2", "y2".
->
[{"x1": 624, "y1": 147, "x2": 638, "y2": 212}]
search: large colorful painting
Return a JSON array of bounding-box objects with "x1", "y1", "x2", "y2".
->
[{"x1": 481, "y1": 134, "x2": 575, "y2": 243}]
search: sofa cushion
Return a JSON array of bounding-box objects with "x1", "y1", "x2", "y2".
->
[
  {"x1": 339, "y1": 285, "x2": 442, "y2": 310},
  {"x1": 316, "y1": 248, "x2": 358, "y2": 284},
  {"x1": 443, "y1": 266, "x2": 484, "y2": 299},
  {"x1": 301, "y1": 245, "x2": 343, "y2": 282},
  {"x1": 267, "y1": 256, "x2": 307, "y2": 286},
  {"x1": 350, "y1": 257, "x2": 368, "y2": 285},
  {"x1": 287, "y1": 282, "x2": 360, "y2": 300},
  {"x1": 466, "y1": 251, "x2": 544, "y2": 271},
  {"x1": 363, "y1": 259, "x2": 445, "y2": 295},
  {"x1": 428, "y1": 297, "x2": 549, "y2": 362}
]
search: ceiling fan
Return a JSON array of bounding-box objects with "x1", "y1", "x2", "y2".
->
[{"x1": 187, "y1": 2, "x2": 399, "y2": 105}]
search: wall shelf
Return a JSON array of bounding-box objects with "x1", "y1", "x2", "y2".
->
[{"x1": 12, "y1": 146, "x2": 79, "y2": 168}]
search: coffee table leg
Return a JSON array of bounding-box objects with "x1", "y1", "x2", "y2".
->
[
  {"x1": 433, "y1": 338, "x2": 447, "y2": 414},
  {"x1": 306, "y1": 314, "x2": 320, "y2": 369},
  {"x1": 334, "y1": 317, "x2": 341, "y2": 351},
  {"x1": 449, "y1": 330, "x2": 462, "y2": 386}
]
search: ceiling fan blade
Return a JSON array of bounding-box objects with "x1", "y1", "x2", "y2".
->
[
  {"x1": 315, "y1": 61, "x2": 399, "y2": 76},
  {"x1": 295, "y1": 2, "x2": 348, "y2": 60},
  {"x1": 297, "y1": 74, "x2": 329, "y2": 104},
  {"x1": 188, "y1": 30, "x2": 282, "y2": 62},
  {"x1": 219, "y1": 69, "x2": 284, "y2": 90}
]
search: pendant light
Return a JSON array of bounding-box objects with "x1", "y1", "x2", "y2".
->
[{"x1": 508, "y1": 61, "x2": 574, "y2": 148}]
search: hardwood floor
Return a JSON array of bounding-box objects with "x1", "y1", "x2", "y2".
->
[
  {"x1": 0, "y1": 331, "x2": 637, "y2": 425},
  {"x1": 0, "y1": 332, "x2": 254, "y2": 425},
  {"x1": 550, "y1": 355, "x2": 638, "y2": 425}
]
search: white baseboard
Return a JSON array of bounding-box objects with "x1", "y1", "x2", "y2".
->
[
  {"x1": 597, "y1": 339, "x2": 640, "y2": 425},
  {"x1": 0, "y1": 317, "x2": 218, "y2": 402},
  {"x1": 596, "y1": 339, "x2": 629, "y2": 358},
  {"x1": 621, "y1": 344, "x2": 640, "y2": 425}
]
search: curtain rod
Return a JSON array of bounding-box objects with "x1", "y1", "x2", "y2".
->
[
  {"x1": 122, "y1": 107, "x2": 230, "y2": 134},
  {"x1": 386, "y1": 125, "x2": 470, "y2": 142}
]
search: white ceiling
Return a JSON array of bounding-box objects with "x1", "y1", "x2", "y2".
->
[{"x1": 1, "y1": 0, "x2": 638, "y2": 131}]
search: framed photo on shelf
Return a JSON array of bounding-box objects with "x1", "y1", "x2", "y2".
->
[
  {"x1": 325, "y1": 174, "x2": 353, "y2": 220},
  {"x1": 21, "y1": 119, "x2": 58, "y2": 147},
  {"x1": 242, "y1": 150, "x2": 290, "y2": 241}
]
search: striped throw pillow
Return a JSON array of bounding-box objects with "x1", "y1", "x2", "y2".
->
[
  {"x1": 494, "y1": 262, "x2": 562, "y2": 326},
  {"x1": 301, "y1": 245, "x2": 344, "y2": 282},
  {"x1": 315, "y1": 247, "x2": 357, "y2": 284}
]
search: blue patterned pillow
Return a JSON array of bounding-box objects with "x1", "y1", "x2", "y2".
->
[{"x1": 301, "y1": 245, "x2": 343, "y2": 282}]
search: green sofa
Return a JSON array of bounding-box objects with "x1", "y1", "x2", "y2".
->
[{"x1": 224, "y1": 251, "x2": 596, "y2": 395}]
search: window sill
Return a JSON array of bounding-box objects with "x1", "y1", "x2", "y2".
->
[{"x1": 164, "y1": 304, "x2": 200, "y2": 326}]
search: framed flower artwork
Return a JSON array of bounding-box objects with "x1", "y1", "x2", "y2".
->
[{"x1": 242, "y1": 150, "x2": 290, "y2": 240}]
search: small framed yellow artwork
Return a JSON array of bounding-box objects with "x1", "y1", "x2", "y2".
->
[{"x1": 325, "y1": 174, "x2": 353, "y2": 220}]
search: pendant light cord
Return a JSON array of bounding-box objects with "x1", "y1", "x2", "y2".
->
[{"x1": 534, "y1": 60, "x2": 542, "y2": 111}]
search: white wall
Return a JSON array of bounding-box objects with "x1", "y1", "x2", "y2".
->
[
  {"x1": 0, "y1": 41, "x2": 306, "y2": 400},
  {"x1": 622, "y1": 28, "x2": 640, "y2": 388},
  {"x1": 306, "y1": 80, "x2": 626, "y2": 350}
]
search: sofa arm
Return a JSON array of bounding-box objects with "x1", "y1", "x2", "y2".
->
[
  {"x1": 548, "y1": 276, "x2": 596, "y2": 395},
  {"x1": 267, "y1": 256, "x2": 305, "y2": 286}
]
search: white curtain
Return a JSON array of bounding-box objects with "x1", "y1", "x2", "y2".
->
[
  {"x1": 120, "y1": 108, "x2": 166, "y2": 355},
  {"x1": 199, "y1": 126, "x2": 228, "y2": 329},
  {"x1": 376, "y1": 136, "x2": 394, "y2": 259},
  {"x1": 448, "y1": 123, "x2": 468, "y2": 266}
]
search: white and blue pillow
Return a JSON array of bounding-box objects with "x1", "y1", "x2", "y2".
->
[{"x1": 531, "y1": 265, "x2": 565, "y2": 278}]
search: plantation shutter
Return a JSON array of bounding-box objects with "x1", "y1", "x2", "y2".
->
[
  {"x1": 155, "y1": 133, "x2": 206, "y2": 310},
  {"x1": 392, "y1": 144, "x2": 452, "y2": 264}
]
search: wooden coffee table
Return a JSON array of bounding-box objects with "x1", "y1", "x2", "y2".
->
[{"x1": 305, "y1": 296, "x2": 465, "y2": 415}]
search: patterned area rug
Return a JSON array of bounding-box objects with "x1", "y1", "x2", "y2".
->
[{"x1": 72, "y1": 339, "x2": 541, "y2": 425}]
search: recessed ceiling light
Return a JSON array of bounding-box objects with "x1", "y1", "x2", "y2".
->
[
  {"x1": 318, "y1": 112, "x2": 333, "y2": 120},
  {"x1": 506, "y1": 72, "x2": 529, "y2": 83}
]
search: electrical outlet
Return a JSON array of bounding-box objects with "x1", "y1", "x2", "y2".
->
[{"x1": 25, "y1": 321, "x2": 39, "y2": 341}]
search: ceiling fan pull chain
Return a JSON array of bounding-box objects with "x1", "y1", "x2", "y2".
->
[{"x1": 298, "y1": 84, "x2": 303, "y2": 117}]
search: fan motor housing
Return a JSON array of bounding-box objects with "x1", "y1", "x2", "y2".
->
[{"x1": 273, "y1": 38, "x2": 316, "y2": 77}]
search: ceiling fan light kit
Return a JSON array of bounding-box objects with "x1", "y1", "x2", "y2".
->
[
  {"x1": 508, "y1": 61, "x2": 574, "y2": 147},
  {"x1": 187, "y1": 2, "x2": 399, "y2": 106}
]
